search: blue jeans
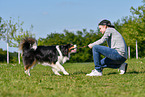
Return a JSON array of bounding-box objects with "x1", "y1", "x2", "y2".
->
[{"x1": 92, "y1": 45, "x2": 126, "y2": 72}]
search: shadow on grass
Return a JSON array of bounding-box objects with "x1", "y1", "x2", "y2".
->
[
  {"x1": 107, "y1": 71, "x2": 145, "y2": 75},
  {"x1": 42, "y1": 70, "x2": 145, "y2": 76},
  {"x1": 107, "y1": 72, "x2": 118, "y2": 75},
  {"x1": 42, "y1": 87, "x2": 54, "y2": 90},
  {"x1": 127, "y1": 71, "x2": 145, "y2": 74},
  {"x1": 42, "y1": 72, "x2": 87, "y2": 76},
  {"x1": 70, "y1": 71, "x2": 87, "y2": 75}
]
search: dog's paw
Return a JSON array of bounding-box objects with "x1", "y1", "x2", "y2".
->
[
  {"x1": 54, "y1": 72, "x2": 61, "y2": 76},
  {"x1": 56, "y1": 73, "x2": 61, "y2": 76},
  {"x1": 28, "y1": 73, "x2": 31, "y2": 76},
  {"x1": 64, "y1": 72, "x2": 69, "y2": 75},
  {"x1": 25, "y1": 70, "x2": 31, "y2": 76},
  {"x1": 25, "y1": 70, "x2": 27, "y2": 74}
]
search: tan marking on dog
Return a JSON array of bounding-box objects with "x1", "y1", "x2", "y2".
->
[
  {"x1": 69, "y1": 46, "x2": 75, "y2": 51},
  {"x1": 24, "y1": 59, "x2": 37, "y2": 70}
]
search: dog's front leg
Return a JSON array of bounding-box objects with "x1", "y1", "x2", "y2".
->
[
  {"x1": 41, "y1": 62, "x2": 61, "y2": 76},
  {"x1": 52, "y1": 68, "x2": 61, "y2": 76},
  {"x1": 56, "y1": 62, "x2": 69, "y2": 75}
]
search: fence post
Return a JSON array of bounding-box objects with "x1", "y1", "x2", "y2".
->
[
  {"x1": 128, "y1": 46, "x2": 130, "y2": 59},
  {"x1": 7, "y1": 42, "x2": 9, "y2": 64},
  {"x1": 18, "y1": 50, "x2": 20, "y2": 64},
  {"x1": 136, "y1": 40, "x2": 138, "y2": 59}
]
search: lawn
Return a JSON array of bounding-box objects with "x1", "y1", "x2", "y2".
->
[{"x1": 0, "y1": 58, "x2": 144, "y2": 97}]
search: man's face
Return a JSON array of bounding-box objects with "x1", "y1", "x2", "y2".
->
[{"x1": 99, "y1": 25, "x2": 107, "y2": 34}]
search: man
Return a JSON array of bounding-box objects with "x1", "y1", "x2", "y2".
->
[{"x1": 87, "y1": 19, "x2": 128, "y2": 76}]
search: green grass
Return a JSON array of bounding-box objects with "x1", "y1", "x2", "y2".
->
[{"x1": 0, "y1": 58, "x2": 145, "y2": 97}]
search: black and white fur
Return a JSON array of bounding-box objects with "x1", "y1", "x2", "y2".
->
[{"x1": 19, "y1": 37, "x2": 77, "y2": 76}]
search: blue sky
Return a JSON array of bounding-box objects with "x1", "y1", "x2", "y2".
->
[{"x1": 0, "y1": 0, "x2": 143, "y2": 52}]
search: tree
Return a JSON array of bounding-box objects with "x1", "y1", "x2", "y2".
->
[
  {"x1": 0, "y1": 17, "x2": 18, "y2": 63},
  {"x1": 114, "y1": 0, "x2": 145, "y2": 58}
]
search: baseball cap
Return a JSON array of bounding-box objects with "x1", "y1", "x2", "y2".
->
[{"x1": 98, "y1": 19, "x2": 115, "y2": 28}]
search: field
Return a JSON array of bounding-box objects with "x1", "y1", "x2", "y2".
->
[{"x1": 0, "y1": 58, "x2": 144, "y2": 97}]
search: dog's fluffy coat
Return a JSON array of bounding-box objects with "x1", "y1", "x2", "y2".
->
[{"x1": 19, "y1": 37, "x2": 77, "y2": 76}]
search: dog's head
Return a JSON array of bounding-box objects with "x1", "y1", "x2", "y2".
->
[
  {"x1": 19, "y1": 37, "x2": 37, "y2": 52},
  {"x1": 60, "y1": 44, "x2": 77, "y2": 56}
]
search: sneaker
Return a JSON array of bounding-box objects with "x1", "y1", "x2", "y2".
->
[
  {"x1": 119, "y1": 63, "x2": 128, "y2": 74},
  {"x1": 86, "y1": 69, "x2": 102, "y2": 76}
]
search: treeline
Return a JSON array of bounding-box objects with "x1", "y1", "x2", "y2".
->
[{"x1": 0, "y1": 48, "x2": 18, "y2": 63}]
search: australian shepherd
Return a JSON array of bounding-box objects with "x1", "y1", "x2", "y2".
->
[{"x1": 19, "y1": 37, "x2": 77, "y2": 76}]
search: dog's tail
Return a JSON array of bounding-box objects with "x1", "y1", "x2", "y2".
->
[{"x1": 19, "y1": 37, "x2": 37, "y2": 52}]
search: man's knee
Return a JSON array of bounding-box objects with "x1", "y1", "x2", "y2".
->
[{"x1": 92, "y1": 45, "x2": 100, "y2": 51}]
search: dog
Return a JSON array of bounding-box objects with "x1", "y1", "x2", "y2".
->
[{"x1": 19, "y1": 37, "x2": 77, "y2": 76}]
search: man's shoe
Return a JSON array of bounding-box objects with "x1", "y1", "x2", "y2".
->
[
  {"x1": 119, "y1": 63, "x2": 128, "y2": 74},
  {"x1": 86, "y1": 69, "x2": 102, "y2": 76}
]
